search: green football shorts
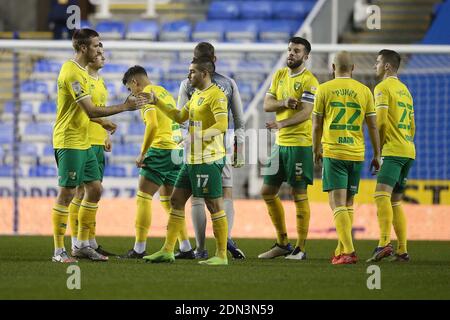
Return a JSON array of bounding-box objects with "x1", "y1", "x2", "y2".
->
[
  {"x1": 175, "y1": 157, "x2": 225, "y2": 199},
  {"x1": 263, "y1": 145, "x2": 313, "y2": 189},
  {"x1": 54, "y1": 148, "x2": 101, "y2": 187},
  {"x1": 377, "y1": 156, "x2": 414, "y2": 193},
  {"x1": 322, "y1": 157, "x2": 363, "y2": 195},
  {"x1": 140, "y1": 148, "x2": 184, "y2": 186},
  {"x1": 91, "y1": 145, "x2": 105, "y2": 181}
]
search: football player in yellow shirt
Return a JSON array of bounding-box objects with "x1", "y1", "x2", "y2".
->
[
  {"x1": 312, "y1": 51, "x2": 381, "y2": 265},
  {"x1": 51, "y1": 29, "x2": 149, "y2": 263},
  {"x1": 119, "y1": 65, "x2": 190, "y2": 259},
  {"x1": 259, "y1": 37, "x2": 319, "y2": 260},
  {"x1": 367, "y1": 49, "x2": 415, "y2": 263},
  {"x1": 68, "y1": 42, "x2": 116, "y2": 259},
  {"x1": 144, "y1": 57, "x2": 230, "y2": 266}
]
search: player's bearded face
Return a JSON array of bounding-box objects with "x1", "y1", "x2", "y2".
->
[
  {"x1": 86, "y1": 37, "x2": 101, "y2": 63},
  {"x1": 188, "y1": 64, "x2": 201, "y2": 88},
  {"x1": 287, "y1": 43, "x2": 307, "y2": 69}
]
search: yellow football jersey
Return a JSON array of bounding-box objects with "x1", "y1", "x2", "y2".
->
[
  {"x1": 141, "y1": 84, "x2": 181, "y2": 150},
  {"x1": 313, "y1": 77, "x2": 376, "y2": 161},
  {"x1": 88, "y1": 75, "x2": 108, "y2": 146},
  {"x1": 53, "y1": 60, "x2": 91, "y2": 150},
  {"x1": 267, "y1": 67, "x2": 319, "y2": 146},
  {"x1": 374, "y1": 77, "x2": 415, "y2": 159},
  {"x1": 183, "y1": 84, "x2": 228, "y2": 164}
]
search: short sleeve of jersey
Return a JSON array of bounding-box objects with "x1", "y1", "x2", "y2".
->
[
  {"x1": 365, "y1": 88, "x2": 376, "y2": 116},
  {"x1": 267, "y1": 70, "x2": 280, "y2": 97},
  {"x1": 374, "y1": 83, "x2": 389, "y2": 109},
  {"x1": 301, "y1": 75, "x2": 319, "y2": 104},
  {"x1": 312, "y1": 85, "x2": 324, "y2": 116},
  {"x1": 66, "y1": 67, "x2": 90, "y2": 103},
  {"x1": 211, "y1": 93, "x2": 228, "y2": 117}
]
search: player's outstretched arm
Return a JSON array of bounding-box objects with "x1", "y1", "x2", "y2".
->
[
  {"x1": 153, "y1": 92, "x2": 189, "y2": 124},
  {"x1": 312, "y1": 113, "x2": 324, "y2": 165},
  {"x1": 78, "y1": 93, "x2": 149, "y2": 118},
  {"x1": 90, "y1": 118, "x2": 117, "y2": 134},
  {"x1": 366, "y1": 114, "x2": 382, "y2": 174}
]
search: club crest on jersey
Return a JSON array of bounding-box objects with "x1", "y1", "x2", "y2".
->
[
  {"x1": 68, "y1": 171, "x2": 77, "y2": 180},
  {"x1": 71, "y1": 81, "x2": 83, "y2": 97},
  {"x1": 294, "y1": 82, "x2": 302, "y2": 91},
  {"x1": 197, "y1": 97, "x2": 205, "y2": 106}
]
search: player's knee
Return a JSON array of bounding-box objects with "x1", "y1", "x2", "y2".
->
[
  {"x1": 205, "y1": 199, "x2": 222, "y2": 213},
  {"x1": 170, "y1": 196, "x2": 184, "y2": 210},
  {"x1": 85, "y1": 182, "x2": 102, "y2": 202},
  {"x1": 191, "y1": 197, "x2": 205, "y2": 206},
  {"x1": 57, "y1": 187, "x2": 76, "y2": 206},
  {"x1": 260, "y1": 184, "x2": 277, "y2": 198}
]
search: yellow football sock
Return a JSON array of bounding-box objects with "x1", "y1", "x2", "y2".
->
[
  {"x1": 160, "y1": 195, "x2": 189, "y2": 243},
  {"x1": 262, "y1": 195, "x2": 288, "y2": 246},
  {"x1": 162, "y1": 208, "x2": 185, "y2": 253},
  {"x1": 211, "y1": 210, "x2": 228, "y2": 259},
  {"x1": 68, "y1": 198, "x2": 81, "y2": 238},
  {"x1": 392, "y1": 202, "x2": 408, "y2": 254},
  {"x1": 333, "y1": 206, "x2": 354, "y2": 254},
  {"x1": 52, "y1": 204, "x2": 69, "y2": 250},
  {"x1": 375, "y1": 191, "x2": 393, "y2": 247},
  {"x1": 294, "y1": 194, "x2": 310, "y2": 251},
  {"x1": 335, "y1": 206, "x2": 354, "y2": 256},
  {"x1": 135, "y1": 191, "x2": 152, "y2": 243},
  {"x1": 77, "y1": 200, "x2": 98, "y2": 242}
]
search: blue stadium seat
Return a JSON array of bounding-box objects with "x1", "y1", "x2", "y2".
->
[
  {"x1": 273, "y1": 1, "x2": 313, "y2": 20},
  {"x1": 258, "y1": 20, "x2": 301, "y2": 42},
  {"x1": 159, "y1": 20, "x2": 192, "y2": 42},
  {"x1": 423, "y1": 0, "x2": 450, "y2": 44},
  {"x1": 102, "y1": 63, "x2": 128, "y2": 74},
  {"x1": 240, "y1": 1, "x2": 272, "y2": 19},
  {"x1": 19, "y1": 144, "x2": 38, "y2": 157},
  {"x1": 80, "y1": 20, "x2": 92, "y2": 29},
  {"x1": 104, "y1": 165, "x2": 127, "y2": 177},
  {"x1": 20, "y1": 81, "x2": 49, "y2": 95},
  {"x1": 192, "y1": 21, "x2": 226, "y2": 42},
  {"x1": 43, "y1": 144, "x2": 54, "y2": 156},
  {"x1": 126, "y1": 20, "x2": 159, "y2": 40},
  {"x1": 224, "y1": 20, "x2": 258, "y2": 42},
  {"x1": 96, "y1": 21, "x2": 126, "y2": 40},
  {"x1": 24, "y1": 122, "x2": 53, "y2": 136},
  {"x1": 0, "y1": 165, "x2": 22, "y2": 177},
  {"x1": 0, "y1": 123, "x2": 13, "y2": 144},
  {"x1": 33, "y1": 60, "x2": 62, "y2": 73},
  {"x1": 105, "y1": 82, "x2": 117, "y2": 96},
  {"x1": 28, "y1": 165, "x2": 57, "y2": 177},
  {"x1": 208, "y1": 1, "x2": 240, "y2": 20},
  {"x1": 131, "y1": 166, "x2": 140, "y2": 177},
  {"x1": 3, "y1": 101, "x2": 34, "y2": 114},
  {"x1": 39, "y1": 101, "x2": 56, "y2": 114},
  {"x1": 127, "y1": 122, "x2": 145, "y2": 136},
  {"x1": 112, "y1": 143, "x2": 141, "y2": 156}
]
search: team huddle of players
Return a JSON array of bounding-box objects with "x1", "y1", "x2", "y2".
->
[{"x1": 50, "y1": 28, "x2": 415, "y2": 266}]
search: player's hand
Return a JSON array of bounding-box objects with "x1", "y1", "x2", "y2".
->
[
  {"x1": 136, "y1": 153, "x2": 146, "y2": 168},
  {"x1": 284, "y1": 97, "x2": 300, "y2": 110},
  {"x1": 370, "y1": 156, "x2": 381, "y2": 175},
  {"x1": 104, "y1": 136, "x2": 112, "y2": 152},
  {"x1": 265, "y1": 121, "x2": 283, "y2": 130},
  {"x1": 125, "y1": 93, "x2": 150, "y2": 110},
  {"x1": 232, "y1": 155, "x2": 245, "y2": 168},
  {"x1": 101, "y1": 120, "x2": 117, "y2": 134},
  {"x1": 313, "y1": 151, "x2": 323, "y2": 165}
]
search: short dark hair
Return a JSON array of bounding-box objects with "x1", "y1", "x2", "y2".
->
[
  {"x1": 122, "y1": 65, "x2": 148, "y2": 85},
  {"x1": 378, "y1": 49, "x2": 401, "y2": 70},
  {"x1": 72, "y1": 28, "x2": 99, "y2": 52},
  {"x1": 191, "y1": 56, "x2": 215, "y2": 75},
  {"x1": 289, "y1": 36, "x2": 312, "y2": 54},
  {"x1": 194, "y1": 42, "x2": 215, "y2": 60}
]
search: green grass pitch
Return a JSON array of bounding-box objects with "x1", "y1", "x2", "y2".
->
[{"x1": 0, "y1": 236, "x2": 449, "y2": 300}]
